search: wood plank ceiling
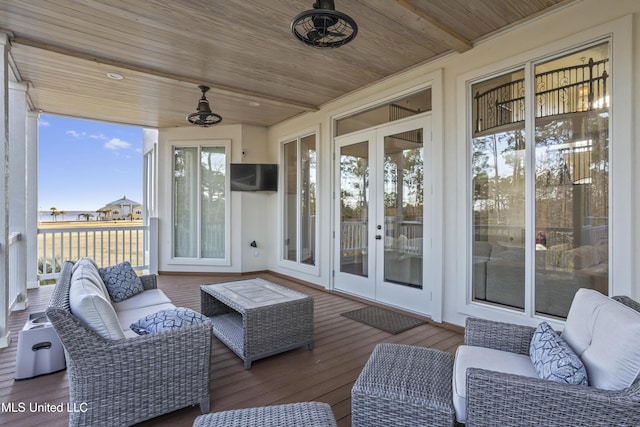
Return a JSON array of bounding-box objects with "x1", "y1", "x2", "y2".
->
[{"x1": 0, "y1": 0, "x2": 572, "y2": 128}]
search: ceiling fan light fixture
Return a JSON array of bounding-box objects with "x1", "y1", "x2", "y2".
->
[
  {"x1": 187, "y1": 85, "x2": 222, "y2": 127},
  {"x1": 291, "y1": 0, "x2": 357, "y2": 49}
]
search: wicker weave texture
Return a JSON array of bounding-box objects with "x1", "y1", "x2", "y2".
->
[
  {"x1": 464, "y1": 317, "x2": 535, "y2": 355},
  {"x1": 46, "y1": 261, "x2": 213, "y2": 426},
  {"x1": 193, "y1": 402, "x2": 337, "y2": 427},
  {"x1": 352, "y1": 343, "x2": 456, "y2": 427},
  {"x1": 201, "y1": 283, "x2": 314, "y2": 368},
  {"x1": 464, "y1": 300, "x2": 640, "y2": 427}
]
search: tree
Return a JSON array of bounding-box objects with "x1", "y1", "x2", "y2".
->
[
  {"x1": 50, "y1": 207, "x2": 61, "y2": 222},
  {"x1": 127, "y1": 212, "x2": 135, "y2": 221},
  {"x1": 77, "y1": 212, "x2": 94, "y2": 221}
]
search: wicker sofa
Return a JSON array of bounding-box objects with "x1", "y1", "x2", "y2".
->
[
  {"x1": 456, "y1": 289, "x2": 640, "y2": 426},
  {"x1": 46, "y1": 259, "x2": 212, "y2": 426}
]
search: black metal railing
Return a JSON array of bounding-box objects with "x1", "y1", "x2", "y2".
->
[{"x1": 474, "y1": 57, "x2": 609, "y2": 135}]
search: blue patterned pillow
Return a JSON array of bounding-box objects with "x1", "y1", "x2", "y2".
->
[
  {"x1": 130, "y1": 307, "x2": 209, "y2": 335},
  {"x1": 530, "y1": 321, "x2": 588, "y2": 385},
  {"x1": 98, "y1": 261, "x2": 144, "y2": 303}
]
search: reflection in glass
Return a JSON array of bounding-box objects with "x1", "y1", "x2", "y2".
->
[
  {"x1": 283, "y1": 141, "x2": 297, "y2": 261},
  {"x1": 470, "y1": 43, "x2": 610, "y2": 318},
  {"x1": 336, "y1": 89, "x2": 432, "y2": 136},
  {"x1": 534, "y1": 43, "x2": 609, "y2": 317},
  {"x1": 174, "y1": 147, "x2": 198, "y2": 258},
  {"x1": 471, "y1": 70, "x2": 526, "y2": 310},
  {"x1": 200, "y1": 147, "x2": 226, "y2": 258},
  {"x1": 340, "y1": 142, "x2": 369, "y2": 277},
  {"x1": 383, "y1": 129, "x2": 424, "y2": 288},
  {"x1": 300, "y1": 135, "x2": 316, "y2": 265}
]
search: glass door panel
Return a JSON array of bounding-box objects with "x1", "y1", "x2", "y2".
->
[
  {"x1": 339, "y1": 141, "x2": 370, "y2": 278},
  {"x1": 382, "y1": 130, "x2": 423, "y2": 288}
]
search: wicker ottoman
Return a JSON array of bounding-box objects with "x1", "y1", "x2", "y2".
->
[
  {"x1": 192, "y1": 402, "x2": 337, "y2": 427},
  {"x1": 352, "y1": 343, "x2": 456, "y2": 427}
]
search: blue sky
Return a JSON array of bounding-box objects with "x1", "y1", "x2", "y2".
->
[{"x1": 38, "y1": 115, "x2": 143, "y2": 211}]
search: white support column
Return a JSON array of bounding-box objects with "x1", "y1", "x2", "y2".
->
[
  {"x1": 8, "y1": 81, "x2": 28, "y2": 310},
  {"x1": 26, "y1": 111, "x2": 38, "y2": 289},
  {"x1": 0, "y1": 33, "x2": 11, "y2": 348}
]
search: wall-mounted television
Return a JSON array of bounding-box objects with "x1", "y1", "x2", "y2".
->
[{"x1": 230, "y1": 163, "x2": 278, "y2": 192}]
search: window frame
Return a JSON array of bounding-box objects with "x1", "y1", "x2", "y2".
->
[
  {"x1": 169, "y1": 139, "x2": 231, "y2": 266},
  {"x1": 456, "y1": 15, "x2": 633, "y2": 327},
  {"x1": 278, "y1": 127, "x2": 321, "y2": 276}
]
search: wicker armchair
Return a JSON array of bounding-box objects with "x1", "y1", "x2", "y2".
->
[
  {"x1": 463, "y1": 299, "x2": 640, "y2": 427},
  {"x1": 46, "y1": 261, "x2": 213, "y2": 426}
]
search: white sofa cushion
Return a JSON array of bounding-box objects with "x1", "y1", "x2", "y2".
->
[
  {"x1": 562, "y1": 288, "x2": 640, "y2": 390},
  {"x1": 72, "y1": 257, "x2": 110, "y2": 300},
  {"x1": 112, "y1": 289, "x2": 172, "y2": 312},
  {"x1": 116, "y1": 302, "x2": 176, "y2": 332},
  {"x1": 452, "y1": 345, "x2": 538, "y2": 423},
  {"x1": 69, "y1": 268, "x2": 125, "y2": 341}
]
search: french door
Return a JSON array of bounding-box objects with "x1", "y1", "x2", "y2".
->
[{"x1": 334, "y1": 116, "x2": 433, "y2": 315}]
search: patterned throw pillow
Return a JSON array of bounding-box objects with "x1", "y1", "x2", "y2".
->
[
  {"x1": 130, "y1": 307, "x2": 209, "y2": 335},
  {"x1": 530, "y1": 321, "x2": 588, "y2": 385},
  {"x1": 98, "y1": 261, "x2": 144, "y2": 303}
]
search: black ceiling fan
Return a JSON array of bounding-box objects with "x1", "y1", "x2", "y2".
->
[{"x1": 291, "y1": 0, "x2": 358, "y2": 48}]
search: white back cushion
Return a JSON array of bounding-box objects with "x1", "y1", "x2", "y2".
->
[
  {"x1": 72, "y1": 258, "x2": 110, "y2": 299},
  {"x1": 562, "y1": 288, "x2": 640, "y2": 390},
  {"x1": 69, "y1": 269, "x2": 125, "y2": 340}
]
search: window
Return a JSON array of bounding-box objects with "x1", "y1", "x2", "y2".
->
[
  {"x1": 282, "y1": 132, "x2": 317, "y2": 268},
  {"x1": 470, "y1": 43, "x2": 609, "y2": 318},
  {"x1": 336, "y1": 89, "x2": 432, "y2": 136},
  {"x1": 173, "y1": 143, "x2": 229, "y2": 263}
]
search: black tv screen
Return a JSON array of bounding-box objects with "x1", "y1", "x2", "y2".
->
[{"x1": 230, "y1": 163, "x2": 278, "y2": 192}]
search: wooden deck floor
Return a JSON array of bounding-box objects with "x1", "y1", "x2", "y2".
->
[{"x1": 0, "y1": 272, "x2": 463, "y2": 426}]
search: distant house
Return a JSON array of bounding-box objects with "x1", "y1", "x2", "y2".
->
[{"x1": 98, "y1": 196, "x2": 143, "y2": 220}]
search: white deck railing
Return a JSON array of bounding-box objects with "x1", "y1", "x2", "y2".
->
[
  {"x1": 340, "y1": 220, "x2": 424, "y2": 256},
  {"x1": 37, "y1": 221, "x2": 157, "y2": 281}
]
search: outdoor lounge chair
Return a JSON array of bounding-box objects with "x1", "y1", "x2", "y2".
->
[
  {"x1": 353, "y1": 289, "x2": 640, "y2": 427},
  {"x1": 459, "y1": 291, "x2": 640, "y2": 426}
]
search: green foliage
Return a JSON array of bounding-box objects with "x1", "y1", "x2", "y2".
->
[{"x1": 37, "y1": 257, "x2": 61, "y2": 285}]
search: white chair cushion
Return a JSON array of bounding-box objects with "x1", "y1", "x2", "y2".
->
[
  {"x1": 452, "y1": 345, "x2": 538, "y2": 423},
  {"x1": 112, "y1": 289, "x2": 172, "y2": 312},
  {"x1": 69, "y1": 273, "x2": 125, "y2": 340},
  {"x1": 562, "y1": 288, "x2": 640, "y2": 390},
  {"x1": 561, "y1": 288, "x2": 605, "y2": 356}
]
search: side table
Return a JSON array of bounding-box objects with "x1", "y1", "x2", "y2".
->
[{"x1": 15, "y1": 311, "x2": 66, "y2": 380}]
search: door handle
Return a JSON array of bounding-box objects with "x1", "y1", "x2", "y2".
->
[{"x1": 375, "y1": 235, "x2": 382, "y2": 240}]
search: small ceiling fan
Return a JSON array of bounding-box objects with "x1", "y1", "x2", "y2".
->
[
  {"x1": 186, "y1": 85, "x2": 222, "y2": 127},
  {"x1": 291, "y1": 0, "x2": 358, "y2": 48}
]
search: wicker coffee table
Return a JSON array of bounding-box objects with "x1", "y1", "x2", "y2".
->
[{"x1": 200, "y1": 278, "x2": 314, "y2": 368}]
